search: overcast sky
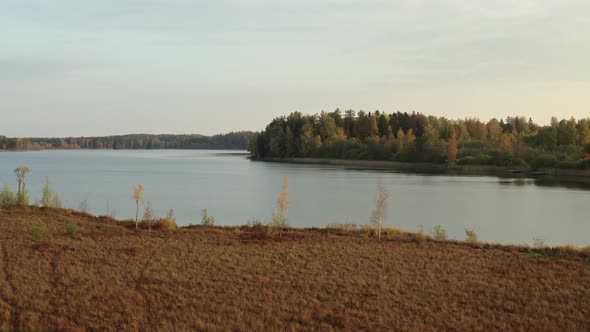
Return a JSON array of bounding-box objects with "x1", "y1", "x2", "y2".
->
[{"x1": 1, "y1": 0, "x2": 589, "y2": 137}]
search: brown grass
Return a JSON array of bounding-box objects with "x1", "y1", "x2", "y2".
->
[{"x1": 0, "y1": 207, "x2": 589, "y2": 331}]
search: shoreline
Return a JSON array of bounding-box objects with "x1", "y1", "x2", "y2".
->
[{"x1": 252, "y1": 157, "x2": 590, "y2": 185}]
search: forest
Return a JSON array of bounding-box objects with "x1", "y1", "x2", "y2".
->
[
  {"x1": 0, "y1": 132, "x2": 253, "y2": 151},
  {"x1": 249, "y1": 110, "x2": 590, "y2": 170}
]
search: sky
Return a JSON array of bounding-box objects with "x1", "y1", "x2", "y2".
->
[{"x1": 1, "y1": 0, "x2": 589, "y2": 137}]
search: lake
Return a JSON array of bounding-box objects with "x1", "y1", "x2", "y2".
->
[{"x1": 0, "y1": 150, "x2": 588, "y2": 246}]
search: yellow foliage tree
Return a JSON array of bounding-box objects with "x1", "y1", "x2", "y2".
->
[
  {"x1": 272, "y1": 176, "x2": 291, "y2": 237},
  {"x1": 498, "y1": 133, "x2": 514, "y2": 156},
  {"x1": 132, "y1": 184, "x2": 144, "y2": 229},
  {"x1": 447, "y1": 132, "x2": 458, "y2": 163}
]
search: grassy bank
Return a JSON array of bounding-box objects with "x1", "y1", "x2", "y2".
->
[
  {"x1": 253, "y1": 157, "x2": 590, "y2": 183},
  {"x1": 0, "y1": 207, "x2": 589, "y2": 331}
]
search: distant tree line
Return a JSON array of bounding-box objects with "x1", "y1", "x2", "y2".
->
[
  {"x1": 0, "y1": 132, "x2": 254, "y2": 151},
  {"x1": 249, "y1": 110, "x2": 590, "y2": 170}
]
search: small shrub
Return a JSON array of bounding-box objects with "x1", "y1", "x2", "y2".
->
[
  {"x1": 142, "y1": 202, "x2": 155, "y2": 229},
  {"x1": 417, "y1": 224, "x2": 425, "y2": 235},
  {"x1": 201, "y1": 209, "x2": 216, "y2": 226},
  {"x1": 361, "y1": 224, "x2": 376, "y2": 237},
  {"x1": 456, "y1": 154, "x2": 491, "y2": 166},
  {"x1": 78, "y1": 200, "x2": 90, "y2": 214},
  {"x1": 415, "y1": 225, "x2": 427, "y2": 242},
  {"x1": 66, "y1": 223, "x2": 78, "y2": 237},
  {"x1": 17, "y1": 190, "x2": 30, "y2": 207},
  {"x1": 533, "y1": 238, "x2": 546, "y2": 249},
  {"x1": 40, "y1": 177, "x2": 63, "y2": 209},
  {"x1": 247, "y1": 218, "x2": 264, "y2": 227},
  {"x1": 265, "y1": 224, "x2": 275, "y2": 238},
  {"x1": 465, "y1": 228, "x2": 478, "y2": 243},
  {"x1": 0, "y1": 184, "x2": 17, "y2": 207},
  {"x1": 557, "y1": 160, "x2": 578, "y2": 169},
  {"x1": 456, "y1": 156, "x2": 475, "y2": 165},
  {"x1": 326, "y1": 222, "x2": 359, "y2": 232},
  {"x1": 153, "y1": 220, "x2": 168, "y2": 230},
  {"x1": 152, "y1": 210, "x2": 178, "y2": 231},
  {"x1": 165, "y1": 209, "x2": 175, "y2": 222},
  {"x1": 431, "y1": 225, "x2": 448, "y2": 241},
  {"x1": 558, "y1": 244, "x2": 580, "y2": 254},
  {"x1": 163, "y1": 209, "x2": 178, "y2": 229},
  {"x1": 383, "y1": 227, "x2": 404, "y2": 238},
  {"x1": 32, "y1": 219, "x2": 48, "y2": 239},
  {"x1": 530, "y1": 154, "x2": 559, "y2": 170}
]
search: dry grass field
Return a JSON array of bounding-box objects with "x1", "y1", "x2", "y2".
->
[{"x1": 0, "y1": 207, "x2": 589, "y2": 331}]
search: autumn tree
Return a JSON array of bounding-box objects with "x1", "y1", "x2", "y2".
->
[
  {"x1": 14, "y1": 166, "x2": 31, "y2": 206},
  {"x1": 486, "y1": 118, "x2": 502, "y2": 141},
  {"x1": 370, "y1": 181, "x2": 390, "y2": 239},
  {"x1": 498, "y1": 133, "x2": 514, "y2": 156},
  {"x1": 454, "y1": 121, "x2": 470, "y2": 142},
  {"x1": 132, "y1": 184, "x2": 144, "y2": 229},
  {"x1": 447, "y1": 131, "x2": 458, "y2": 163},
  {"x1": 577, "y1": 119, "x2": 590, "y2": 146},
  {"x1": 301, "y1": 123, "x2": 321, "y2": 157},
  {"x1": 271, "y1": 176, "x2": 291, "y2": 237}
]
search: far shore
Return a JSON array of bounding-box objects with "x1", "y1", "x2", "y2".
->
[{"x1": 252, "y1": 157, "x2": 590, "y2": 185}]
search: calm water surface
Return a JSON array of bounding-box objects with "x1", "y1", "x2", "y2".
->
[{"x1": 0, "y1": 150, "x2": 588, "y2": 246}]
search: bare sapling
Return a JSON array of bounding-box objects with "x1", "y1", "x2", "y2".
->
[{"x1": 370, "y1": 181, "x2": 390, "y2": 239}]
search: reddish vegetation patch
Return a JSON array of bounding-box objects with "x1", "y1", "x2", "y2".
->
[
  {"x1": 120, "y1": 246, "x2": 144, "y2": 256},
  {"x1": 152, "y1": 221, "x2": 168, "y2": 230},
  {"x1": 0, "y1": 207, "x2": 589, "y2": 331},
  {"x1": 34, "y1": 241, "x2": 60, "y2": 251},
  {"x1": 239, "y1": 229, "x2": 319, "y2": 244}
]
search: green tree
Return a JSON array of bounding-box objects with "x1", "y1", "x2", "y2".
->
[
  {"x1": 319, "y1": 113, "x2": 341, "y2": 144},
  {"x1": 269, "y1": 127, "x2": 286, "y2": 157},
  {"x1": 343, "y1": 110, "x2": 357, "y2": 138},
  {"x1": 557, "y1": 118, "x2": 577, "y2": 146},
  {"x1": 377, "y1": 114, "x2": 393, "y2": 137}
]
